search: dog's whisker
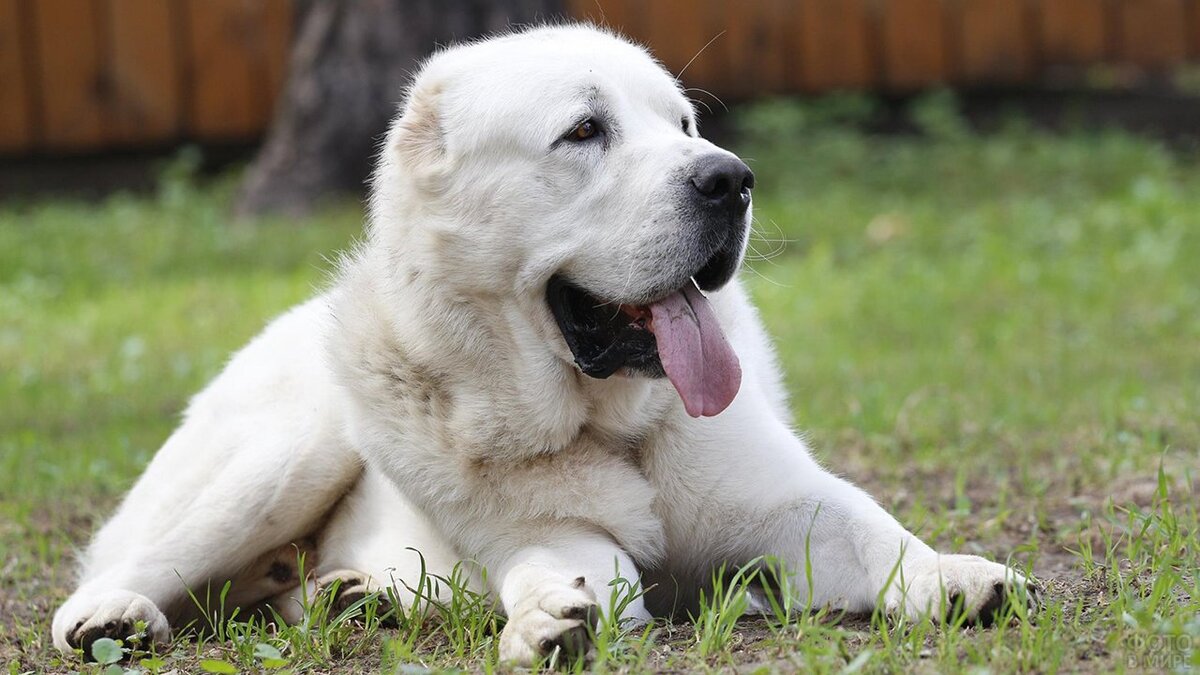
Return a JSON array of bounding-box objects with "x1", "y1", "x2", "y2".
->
[
  {"x1": 682, "y1": 86, "x2": 729, "y2": 113},
  {"x1": 742, "y1": 261, "x2": 789, "y2": 288},
  {"x1": 675, "y1": 31, "x2": 725, "y2": 84},
  {"x1": 689, "y1": 96, "x2": 715, "y2": 116}
]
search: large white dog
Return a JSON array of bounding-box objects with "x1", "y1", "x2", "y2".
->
[{"x1": 53, "y1": 25, "x2": 1035, "y2": 665}]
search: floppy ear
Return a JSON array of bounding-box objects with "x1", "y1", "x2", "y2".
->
[
  {"x1": 392, "y1": 81, "x2": 445, "y2": 168},
  {"x1": 383, "y1": 80, "x2": 457, "y2": 197}
]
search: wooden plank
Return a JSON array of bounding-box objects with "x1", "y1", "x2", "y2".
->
[
  {"x1": 1040, "y1": 0, "x2": 1107, "y2": 64},
  {"x1": 1189, "y1": 0, "x2": 1200, "y2": 57},
  {"x1": 589, "y1": 0, "x2": 648, "y2": 45},
  {"x1": 715, "y1": 0, "x2": 759, "y2": 98},
  {"x1": 262, "y1": 0, "x2": 293, "y2": 103},
  {"x1": 564, "y1": 0, "x2": 595, "y2": 21},
  {"x1": 567, "y1": 0, "x2": 632, "y2": 33},
  {"x1": 109, "y1": 0, "x2": 180, "y2": 144},
  {"x1": 31, "y1": 0, "x2": 109, "y2": 150},
  {"x1": 796, "y1": 0, "x2": 875, "y2": 91},
  {"x1": 779, "y1": 0, "x2": 804, "y2": 93},
  {"x1": 183, "y1": 0, "x2": 268, "y2": 140},
  {"x1": 754, "y1": 0, "x2": 792, "y2": 97},
  {"x1": 0, "y1": 0, "x2": 33, "y2": 152},
  {"x1": 713, "y1": 0, "x2": 790, "y2": 98},
  {"x1": 881, "y1": 0, "x2": 948, "y2": 90},
  {"x1": 1117, "y1": 0, "x2": 1187, "y2": 69},
  {"x1": 641, "y1": 0, "x2": 714, "y2": 82},
  {"x1": 956, "y1": 0, "x2": 1034, "y2": 84}
]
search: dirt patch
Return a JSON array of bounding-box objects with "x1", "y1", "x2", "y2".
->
[{"x1": 2, "y1": 472, "x2": 1190, "y2": 674}]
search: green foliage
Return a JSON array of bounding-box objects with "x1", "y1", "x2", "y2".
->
[
  {"x1": 89, "y1": 638, "x2": 122, "y2": 665},
  {"x1": 197, "y1": 659, "x2": 236, "y2": 674},
  {"x1": 690, "y1": 562, "x2": 756, "y2": 660}
]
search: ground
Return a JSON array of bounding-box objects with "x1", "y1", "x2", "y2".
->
[{"x1": 1, "y1": 95, "x2": 1197, "y2": 673}]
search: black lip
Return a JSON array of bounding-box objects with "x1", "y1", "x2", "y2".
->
[
  {"x1": 687, "y1": 202, "x2": 748, "y2": 292},
  {"x1": 547, "y1": 230, "x2": 744, "y2": 379},
  {"x1": 693, "y1": 241, "x2": 739, "y2": 291},
  {"x1": 546, "y1": 277, "x2": 664, "y2": 379}
]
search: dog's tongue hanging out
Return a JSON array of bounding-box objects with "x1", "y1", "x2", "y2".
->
[{"x1": 647, "y1": 282, "x2": 741, "y2": 417}]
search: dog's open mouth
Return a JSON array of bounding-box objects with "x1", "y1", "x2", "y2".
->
[{"x1": 547, "y1": 275, "x2": 742, "y2": 418}]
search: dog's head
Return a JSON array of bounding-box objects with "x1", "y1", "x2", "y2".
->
[{"x1": 372, "y1": 25, "x2": 752, "y2": 417}]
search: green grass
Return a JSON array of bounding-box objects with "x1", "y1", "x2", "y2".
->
[{"x1": 2, "y1": 94, "x2": 1198, "y2": 672}]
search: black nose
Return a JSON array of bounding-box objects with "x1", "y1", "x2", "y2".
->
[{"x1": 690, "y1": 154, "x2": 755, "y2": 214}]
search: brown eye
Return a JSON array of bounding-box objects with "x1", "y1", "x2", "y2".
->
[{"x1": 570, "y1": 119, "x2": 599, "y2": 141}]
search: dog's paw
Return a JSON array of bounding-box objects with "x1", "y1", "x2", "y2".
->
[
  {"x1": 889, "y1": 554, "x2": 1040, "y2": 626},
  {"x1": 52, "y1": 589, "x2": 169, "y2": 659},
  {"x1": 261, "y1": 568, "x2": 393, "y2": 625},
  {"x1": 315, "y1": 569, "x2": 390, "y2": 617},
  {"x1": 498, "y1": 575, "x2": 599, "y2": 666}
]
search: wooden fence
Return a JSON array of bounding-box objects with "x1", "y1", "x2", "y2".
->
[
  {"x1": 0, "y1": 0, "x2": 291, "y2": 154},
  {"x1": 3, "y1": 0, "x2": 1200, "y2": 155},
  {"x1": 574, "y1": 0, "x2": 1200, "y2": 98}
]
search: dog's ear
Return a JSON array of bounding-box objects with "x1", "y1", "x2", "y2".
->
[
  {"x1": 388, "y1": 81, "x2": 451, "y2": 188},
  {"x1": 393, "y1": 81, "x2": 444, "y2": 164}
]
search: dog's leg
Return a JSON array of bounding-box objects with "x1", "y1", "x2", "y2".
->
[
  {"x1": 361, "y1": 434, "x2": 660, "y2": 667},
  {"x1": 492, "y1": 525, "x2": 650, "y2": 665},
  {"x1": 464, "y1": 483, "x2": 657, "y2": 667},
  {"x1": 52, "y1": 299, "x2": 362, "y2": 657},
  {"x1": 259, "y1": 467, "x2": 467, "y2": 624},
  {"x1": 53, "y1": 422, "x2": 360, "y2": 656},
  {"x1": 658, "y1": 396, "x2": 1037, "y2": 625}
]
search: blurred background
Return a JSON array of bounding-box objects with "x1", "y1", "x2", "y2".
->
[
  {"x1": 2, "y1": 2, "x2": 1199, "y2": 672},
  {"x1": 4, "y1": 0, "x2": 1200, "y2": 205}
]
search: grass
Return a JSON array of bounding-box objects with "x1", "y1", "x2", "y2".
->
[{"x1": 2, "y1": 93, "x2": 1198, "y2": 672}]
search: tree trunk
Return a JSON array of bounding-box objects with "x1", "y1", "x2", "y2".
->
[{"x1": 235, "y1": 0, "x2": 565, "y2": 217}]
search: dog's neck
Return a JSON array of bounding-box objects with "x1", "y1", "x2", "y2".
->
[{"x1": 328, "y1": 242, "x2": 678, "y2": 464}]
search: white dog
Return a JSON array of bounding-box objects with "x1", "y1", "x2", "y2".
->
[{"x1": 52, "y1": 25, "x2": 1036, "y2": 665}]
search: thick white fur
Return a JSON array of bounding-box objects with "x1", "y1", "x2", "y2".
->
[{"x1": 52, "y1": 25, "x2": 1032, "y2": 664}]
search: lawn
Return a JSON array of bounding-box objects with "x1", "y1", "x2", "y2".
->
[{"x1": 2, "y1": 94, "x2": 1198, "y2": 673}]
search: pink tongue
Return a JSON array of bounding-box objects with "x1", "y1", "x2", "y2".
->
[{"x1": 648, "y1": 282, "x2": 742, "y2": 417}]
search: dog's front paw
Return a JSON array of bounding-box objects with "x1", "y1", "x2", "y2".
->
[
  {"x1": 889, "y1": 554, "x2": 1040, "y2": 626},
  {"x1": 498, "y1": 575, "x2": 599, "y2": 666},
  {"x1": 52, "y1": 589, "x2": 169, "y2": 659}
]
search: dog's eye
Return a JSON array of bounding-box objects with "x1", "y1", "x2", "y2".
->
[
  {"x1": 681, "y1": 118, "x2": 691, "y2": 134},
  {"x1": 568, "y1": 119, "x2": 601, "y2": 142}
]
